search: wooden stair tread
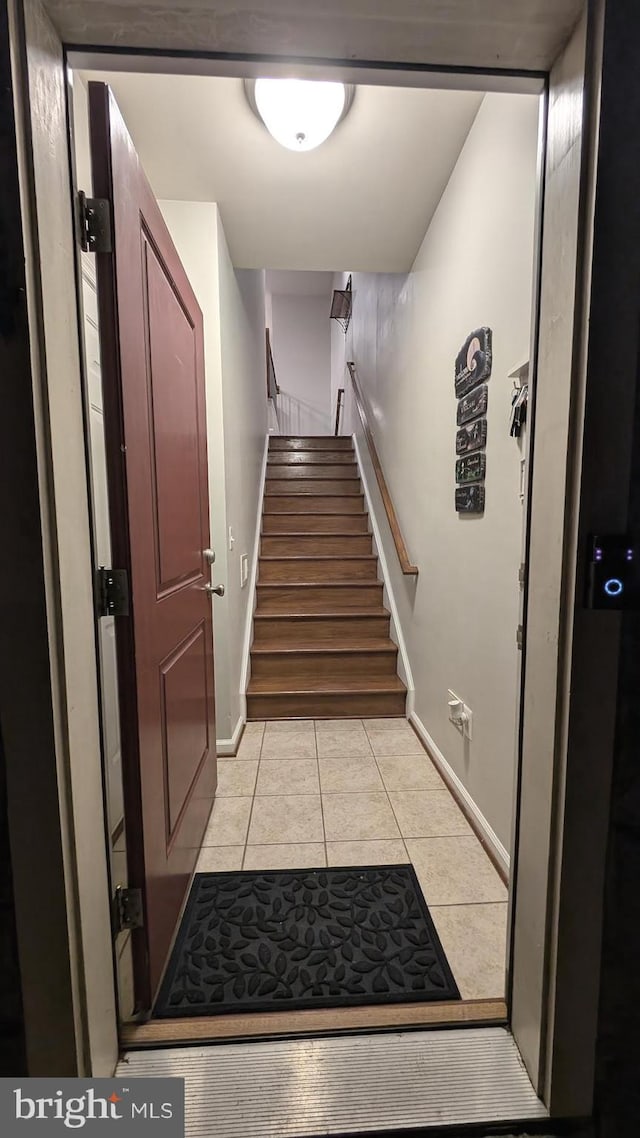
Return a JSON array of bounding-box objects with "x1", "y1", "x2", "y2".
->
[
  {"x1": 251, "y1": 638, "x2": 397, "y2": 654},
  {"x1": 265, "y1": 489, "x2": 364, "y2": 496},
  {"x1": 247, "y1": 675, "x2": 407, "y2": 694},
  {"x1": 251, "y1": 435, "x2": 406, "y2": 718},
  {"x1": 261, "y1": 531, "x2": 369, "y2": 538},
  {"x1": 257, "y1": 582, "x2": 381, "y2": 592},
  {"x1": 260, "y1": 553, "x2": 377, "y2": 562},
  {"x1": 254, "y1": 608, "x2": 390, "y2": 619},
  {"x1": 270, "y1": 436, "x2": 352, "y2": 446},
  {"x1": 262, "y1": 512, "x2": 365, "y2": 517}
]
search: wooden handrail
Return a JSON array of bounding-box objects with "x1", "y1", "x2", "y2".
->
[{"x1": 346, "y1": 361, "x2": 418, "y2": 577}]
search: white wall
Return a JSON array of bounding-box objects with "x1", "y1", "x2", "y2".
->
[
  {"x1": 216, "y1": 221, "x2": 268, "y2": 732},
  {"x1": 159, "y1": 202, "x2": 267, "y2": 746},
  {"x1": 270, "y1": 293, "x2": 332, "y2": 434},
  {"x1": 343, "y1": 93, "x2": 540, "y2": 852}
]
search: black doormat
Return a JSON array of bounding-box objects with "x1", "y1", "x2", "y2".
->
[{"x1": 154, "y1": 865, "x2": 460, "y2": 1018}]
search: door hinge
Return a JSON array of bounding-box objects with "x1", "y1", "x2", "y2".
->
[
  {"x1": 114, "y1": 885, "x2": 144, "y2": 932},
  {"x1": 516, "y1": 624, "x2": 524, "y2": 650},
  {"x1": 95, "y1": 567, "x2": 129, "y2": 617},
  {"x1": 518, "y1": 562, "x2": 526, "y2": 586},
  {"x1": 77, "y1": 190, "x2": 112, "y2": 253}
]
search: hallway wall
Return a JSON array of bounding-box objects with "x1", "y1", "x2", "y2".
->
[
  {"x1": 342, "y1": 92, "x2": 540, "y2": 852},
  {"x1": 269, "y1": 291, "x2": 332, "y2": 435},
  {"x1": 159, "y1": 201, "x2": 267, "y2": 747},
  {"x1": 217, "y1": 222, "x2": 268, "y2": 738}
]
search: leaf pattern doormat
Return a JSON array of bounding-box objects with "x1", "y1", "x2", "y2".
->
[{"x1": 154, "y1": 865, "x2": 460, "y2": 1018}]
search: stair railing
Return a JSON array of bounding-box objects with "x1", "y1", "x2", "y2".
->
[
  {"x1": 265, "y1": 328, "x2": 280, "y2": 418},
  {"x1": 334, "y1": 387, "x2": 345, "y2": 436},
  {"x1": 346, "y1": 361, "x2": 418, "y2": 577}
]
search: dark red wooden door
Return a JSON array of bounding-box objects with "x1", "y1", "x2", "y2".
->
[{"x1": 88, "y1": 82, "x2": 217, "y2": 1009}]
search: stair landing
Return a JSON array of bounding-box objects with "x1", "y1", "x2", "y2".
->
[{"x1": 246, "y1": 436, "x2": 407, "y2": 720}]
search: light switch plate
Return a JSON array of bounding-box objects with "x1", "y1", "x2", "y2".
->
[{"x1": 240, "y1": 554, "x2": 248, "y2": 587}]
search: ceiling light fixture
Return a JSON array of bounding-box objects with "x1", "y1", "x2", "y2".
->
[{"x1": 246, "y1": 78, "x2": 354, "y2": 152}]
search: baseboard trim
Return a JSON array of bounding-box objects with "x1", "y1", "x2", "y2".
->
[
  {"x1": 239, "y1": 433, "x2": 270, "y2": 714},
  {"x1": 216, "y1": 716, "x2": 245, "y2": 757},
  {"x1": 352, "y1": 432, "x2": 415, "y2": 709},
  {"x1": 409, "y1": 711, "x2": 510, "y2": 884}
]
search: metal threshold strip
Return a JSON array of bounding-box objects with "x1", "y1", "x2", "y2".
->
[{"x1": 118, "y1": 1026, "x2": 548, "y2": 1136}]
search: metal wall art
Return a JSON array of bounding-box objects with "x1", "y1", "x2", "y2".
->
[
  {"x1": 456, "y1": 453, "x2": 486, "y2": 484},
  {"x1": 455, "y1": 485, "x2": 486, "y2": 513},
  {"x1": 456, "y1": 383, "x2": 488, "y2": 426},
  {"x1": 456, "y1": 418, "x2": 487, "y2": 455},
  {"x1": 454, "y1": 327, "x2": 493, "y2": 398},
  {"x1": 454, "y1": 328, "x2": 492, "y2": 514}
]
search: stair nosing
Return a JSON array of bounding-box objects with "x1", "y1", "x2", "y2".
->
[
  {"x1": 259, "y1": 554, "x2": 377, "y2": 562},
  {"x1": 261, "y1": 514, "x2": 364, "y2": 518},
  {"x1": 250, "y1": 645, "x2": 398, "y2": 656},
  {"x1": 257, "y1": 580, "x2": 383, "y2": 588},
  {"x1": 254, "y1": 609, "x2": 390, "y2": 619},
  {"x1": 247, "y1": 680, "x2": 407, "y2": 695},
  {"x1": 261, "y1": 532, "x2": 371, "y2": 538}
]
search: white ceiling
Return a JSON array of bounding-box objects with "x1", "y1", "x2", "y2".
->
[{"x1": 80, "y1": 72, "x2": 484, "y2": 271}]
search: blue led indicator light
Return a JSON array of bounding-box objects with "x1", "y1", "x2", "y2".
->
[{"x1": 604, "y1": 577, "x2": 624, "y2": 597}]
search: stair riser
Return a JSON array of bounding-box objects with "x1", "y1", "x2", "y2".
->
[
  {"x1": 256, "y1": 584, "x2": 384, "y2": 611},
  {"x1": 260, "y1": 558, "x2": 378, "y2": 583},
  {"x1": 261, "y1": 535, "x2": 372, "y2": 556},
  {"x1": 267, "y1": 451, "x2": 355, "y2": 465},
  {"x1": 252, "y1": 615, "x2": 391, "y2": 642},
  {"x1": 263, "y1": 496, "x2": 365, "y2": 514},
  {"x1": 247, "y1": 690, "x2": 407, "y2": 720},
  {"x1": 265, "y1": 480, "x2": 361, "y2": 496},
  {"x1": 262, "y1": 514, "x2": 369, "y2": 534},
  {"x1": 267, "y1": 465, "x2": 359, "y2": 480},
  {"x1": 270, "y1": 437, "x2": 353, "y2": 451},
  {"x1": 251, "y1": 650, "x2": 397, "y2": 679}
]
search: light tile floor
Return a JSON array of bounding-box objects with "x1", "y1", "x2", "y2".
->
[{"x1": 196, "y1": 718, "x2": 508, "y2": 1000}]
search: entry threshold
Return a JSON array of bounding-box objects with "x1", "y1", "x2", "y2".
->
[{"x1": 117, "y1": 1026, "x2": 548, "y2": 1136}]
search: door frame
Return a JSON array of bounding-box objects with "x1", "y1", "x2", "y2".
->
[{"x1": 4, "y1": 0, "x2": 627, "y2": 1120}]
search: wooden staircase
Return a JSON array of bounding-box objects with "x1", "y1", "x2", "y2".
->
[{"x1": 246, "y1": 436, "x2": 407, "y2": 720}]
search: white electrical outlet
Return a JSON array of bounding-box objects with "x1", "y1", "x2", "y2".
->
[
  {"x1": 447, "y1": 689, "x2": 473, "y2": 740},
  {"x1": 240, "y1": 554, "x2": 248, "y2": 588}
]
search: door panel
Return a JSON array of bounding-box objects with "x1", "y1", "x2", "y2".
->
[
  {"x1": 144, "y1": 236, "x2": 204, "y2": 593},
  {"x1": 89, "y1": 81, "x2": 217, "y2": 1009},
  {"x1": 161, "y1": 624, "x2": 210, "y2": 838}
]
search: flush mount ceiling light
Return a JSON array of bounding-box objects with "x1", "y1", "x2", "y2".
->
[{"x1": 246, "y1": 78, "x2": 355, "y2": 152}]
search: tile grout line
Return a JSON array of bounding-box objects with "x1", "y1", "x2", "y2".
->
[
  {"x1": 240, "y1": 722, "x2": 266, "y2": 869},
  {"x1": 371, "y1": 749, "x2": 410, "y2": 865},
  {"x1": 313, "y1": 720, "x2": 328, "y2": 867}
]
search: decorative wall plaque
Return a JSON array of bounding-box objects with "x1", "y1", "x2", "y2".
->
[
  {"x1": 455, "y1": 484, "x2": 485, "y2": 514},
  {"x1": 456, "y1": 453, "x2": 486, "y2": 484},
  {"x1": 456, "y1": 418, "x2": 487, "y2": 455},
  {"x1": 454, "y1": 327, "x2": 493, "y2": 398},
  {"x1": 457, "y1": 383, "x2": 488, "y2": 426}
]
